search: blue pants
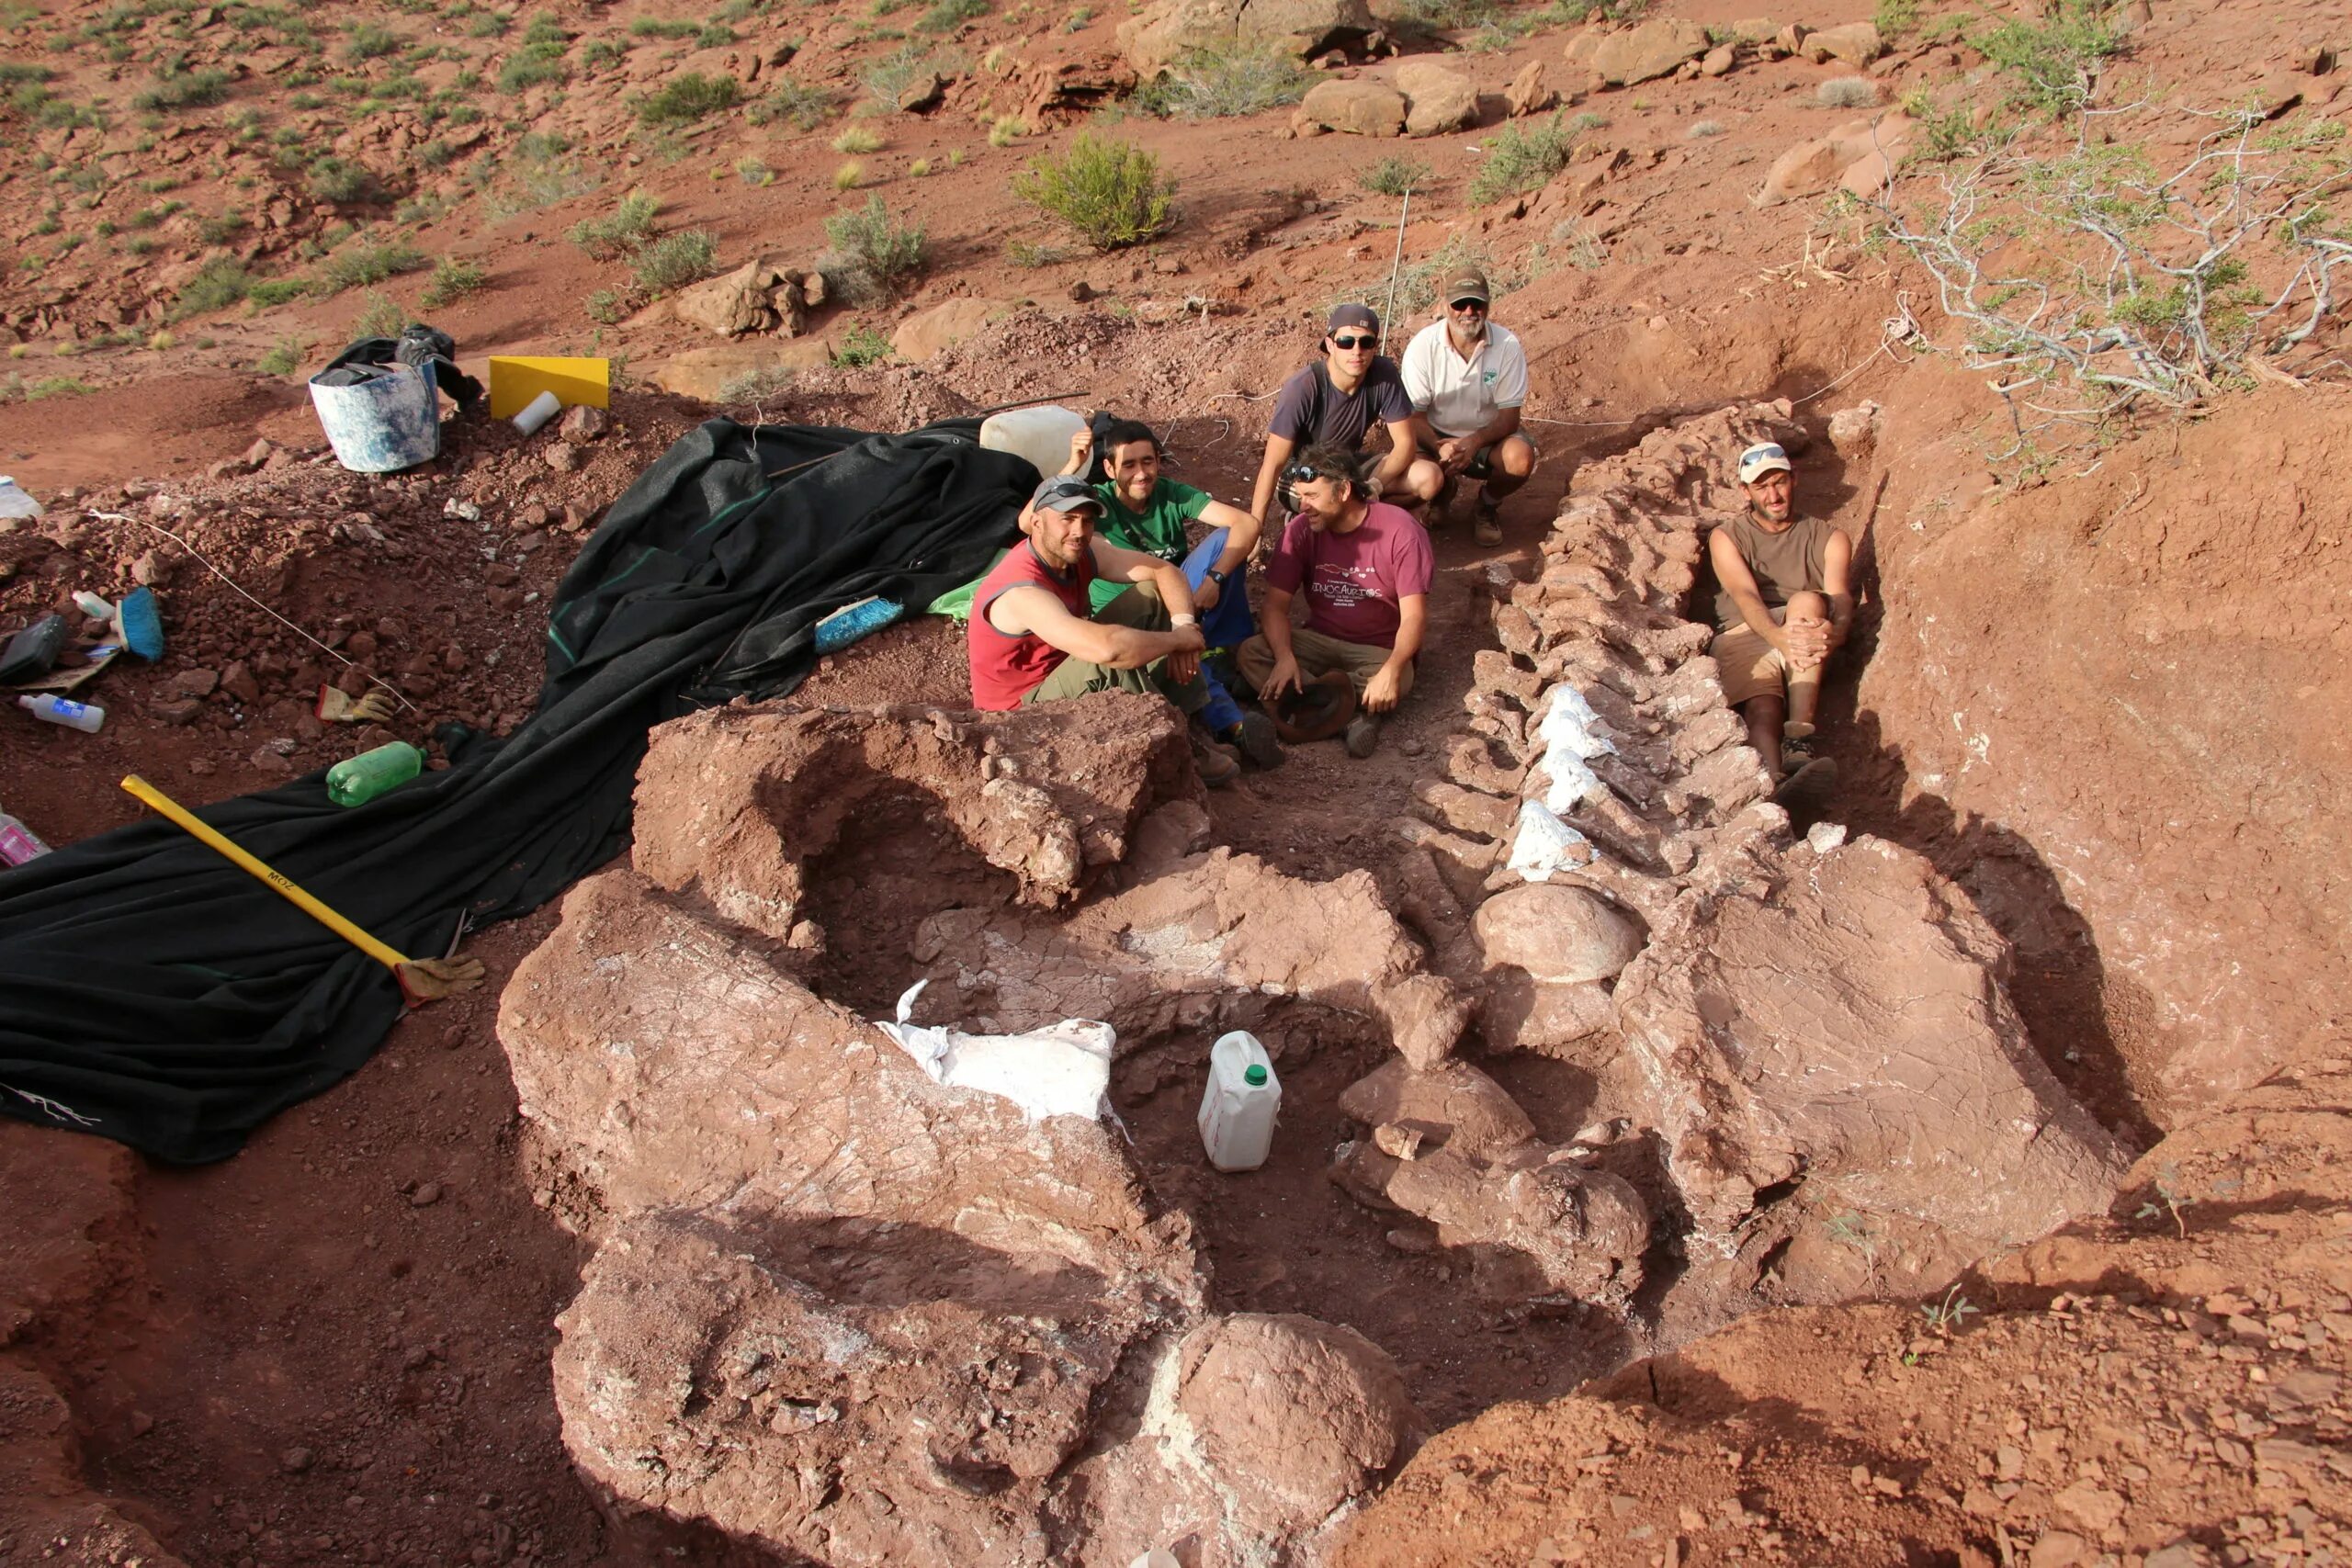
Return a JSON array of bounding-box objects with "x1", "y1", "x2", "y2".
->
[{"x1": 1182, "y1": 530, "x2": 1252, "y2": 733}]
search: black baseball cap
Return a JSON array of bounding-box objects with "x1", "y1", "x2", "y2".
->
[
  {"x1": 1031, "y1": 475, "x2": 1105, "y2": 513},
  {"x1": 1327, "y1": 303, "x2": 1380, "y2": 336}
]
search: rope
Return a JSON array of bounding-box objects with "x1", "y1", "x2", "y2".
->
[{"x1": 90, "y1": 509, "x2": 418, "y2": 714}]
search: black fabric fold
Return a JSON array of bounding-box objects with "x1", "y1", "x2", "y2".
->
[{"x1": 0, "y1": 417, "x2": 1028, "y2": 1162}]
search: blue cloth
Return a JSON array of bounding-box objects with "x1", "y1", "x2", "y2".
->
[{"x1": 1181, "y1": 529, "x2": 1251, "y2": 734}]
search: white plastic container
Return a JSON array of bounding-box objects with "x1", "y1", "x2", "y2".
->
[
  {"x1": 0, "y1": 478, "x2": 41, "y2": 521},
  {"x1": 309, "y1": 361, "x2": 440, "y2": 473},
  {"x1": 17, "y1": 694, "x2": 104, "y2": 733},
  {"x1": 0, "y1": 808, "x2": 51, "y2": 866},
  {"x1": 1197, "y1": 1031, "x2": 1281, "y2": 1173},
  {"x1": 978, "y1": 405, "x2": 1088, "y2": 480},
  {"x1": 511, "y1": 389, "x2": 562, "y2": 435},
  {"x1": 73, "y1": 591, "x2": 116, "y2": 621}
]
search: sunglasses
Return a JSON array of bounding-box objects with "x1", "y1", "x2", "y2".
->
[
  {"x1": 1329, "y1": 333, "x2": 1377, "y2": 351},
  {"x1": 1282, "y1": 462, "x2": 1323, "y2": 484},
  {"x1": 1449, "y1": 299, "x2": 1487, "y2": 312}
]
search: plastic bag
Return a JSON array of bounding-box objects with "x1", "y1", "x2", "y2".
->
[{"x1": 876, "y1": 979, "x2": 1114, "y2": 1123}]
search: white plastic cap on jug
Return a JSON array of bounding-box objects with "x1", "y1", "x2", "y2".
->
[
  {"x1": 978, "y1": 405, "x2": 1088, "y2": 480},
  {"x1": 1197, "y1": 1031, "x2": 1280, "y2": 1173}
]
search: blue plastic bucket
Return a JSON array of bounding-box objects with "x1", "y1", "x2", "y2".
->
[{"x1": 308, "y1": 363, "x2": 440, "y2": 473}]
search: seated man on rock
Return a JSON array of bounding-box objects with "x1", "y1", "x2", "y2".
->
[
  {"x1": 1399, "y1": 268, "x2": 1538, "y2": 547},
  {"x1": 1709, "y1": 441, "x2": 1852, "y2": 807},
  {"x1": 1058, "y1": 417, "x2": 1282, "y2": 769},
  {"x1": 1236, "y1": 444, "x2": 1433, "y2": 760},
  {"x1": 1248, "y1": 305, "x2": 1444, "y2": 527},
  {"x1": 967, "y1": 475, "x2": 1255, "y2": 786}
]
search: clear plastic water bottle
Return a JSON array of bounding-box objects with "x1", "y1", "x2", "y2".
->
[
  {"x1": 17, "y1": 694, "x2": 104, "y2": 732},
  {"x1": 0, "y1": 809, "x2": 51, "y2": 866},
  {"x1": 325, "y1": 739, "x2": 424, "y2": 806},
  {"x1": 1197, "y1": 1031, "x2": 1281, "y2": 1172}
]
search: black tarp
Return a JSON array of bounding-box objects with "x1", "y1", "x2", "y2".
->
[{"x1": 0, "y1": 417, "x2": 1033, "y2": 1162}]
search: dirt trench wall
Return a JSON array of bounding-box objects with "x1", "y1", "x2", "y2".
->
[
  {"x1": 1378, "y1": 399, "x2": 2128, "y2": 1300},
  {"x1": 1858, "y1": 385, "x2": 2352, "y2": 1124}
]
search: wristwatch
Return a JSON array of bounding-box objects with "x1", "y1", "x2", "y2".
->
[{"x1": 1205, "y1": 568, "x2": 1229, "y2": 587}]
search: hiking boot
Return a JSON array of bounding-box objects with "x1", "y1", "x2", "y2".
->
[
  {"x1": 1426, "y1": 477, "x2": 1458, "y2": 530},
  {"x1": 1226, "y1": 710, "x2": 1284, "y2": 770},
  {"x1": 1191, "y1": 729, "x2": 1241, "y2": 788},
  {"x1": 1773, "y1": 756, "x2": 1838, "y2": 815},
  {"x1": 1473, "y1": 500, "x2": 1503, "y2": 547},
  {"x1": 1343, "y1": 713, "x2": 1383, "y2": 759}
]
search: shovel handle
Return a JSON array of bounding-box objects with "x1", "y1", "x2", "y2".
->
[{"x1": 119, "y1": 773, "x2": 412, "y2": 973}]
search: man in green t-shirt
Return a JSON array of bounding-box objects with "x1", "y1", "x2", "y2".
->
[{"x1": 1060, "y1": 418, "x2": 1279, "y2": 767}]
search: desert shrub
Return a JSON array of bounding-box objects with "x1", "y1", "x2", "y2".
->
[
  {"x1": 1688, "y1": 118, "x2": 1726, "y2": 138},
  {"x1": 1467, "y1": 109, "x2": 1576, "y2": 206},
  {"x1": 1359, "y1": 155, "x2": 1431, "y2": 197},
  {"x1": 634, "y1": 71, "x2": 741, "y2": 125},
  {"x1": 859, "y1": 43, "x2": 941, "y2": 106},
  {"x1": 1132, "y1": 40, "x2": 1309, "y2": 119},
  {"x1": 131, "y1": 65, "x2": 231, "y2": 109},
  {"x1": 254, "y1": 334, "x2": 309, "y2": 375},
  {"x1": 198, "y1": 210, "x2": 250, "y2": 244},
  {"x1": 344, "y1": 21, "x2": 400, "y2": 60},
  {"x1": 584, "y1": 288, "x2": 623, "y2": 323},
  {"x1": 822, "y1": 194, "x2": 927, "y2": 295},
  {"x1": 630, "y1": 228, "x2": 717, "y2": 292},
  {"x1": 568, "y1": 189, "x2": 661, "y2": 257},
  {"x1": 1005, "y1": 236, "x2": 1068, "y2": 267},
  {"x1": 748, "y1": 77, "x2": 833, "y2": 129},
  {"x1": 831, "y1": 124, "x2": 883, "y2": 152},
  {"x1": 832, "y1": 160, "x2": 864, "y2": 190},
  {"x1": 988, "y1": 113, "x2": 1026, "y2": 146},
  {"x1": 172, "y1": 256, "x2": 252, "y2": 319},
  {"x1": 579, "y1": 37, "x2": 623, "y2": 70},
  {"x1": 306, "y1": 155, "x2": 379, "y2": 202},
  {"x1": 1012, "y1": 131, "x2": 1173, "y2": 249},
  {"x1": 1874, "y1": 0, "x2": 1919, "y2": 39},
  {"x1": 831, "y1": 321, "x2": 894, "y2": 367},
  {"x1": 735, "y1": 154, "x2": 774, "y2": 185},
  {"x1": 23, "y1": 377, "x2": 95, "y2": 399},
  {"x1": 248, "y1": 277, "x2": 313, "y2": 307},
  {"x1": 497, "y1": 38, "x2": 568, "y2": 91},
  {"x1": 316, "y1": 236, "x2": 426, "y2": 292},
  {"x1": 420, "y1": 256, "x2": 486, "y2": 307},
  {"x1": 1979, "y1": 0, "x2": 2125, "y2": 116},
  {"x1": 352, "y1": 288, "x2": 407, "y2": 338},
  {"x1": 915, "y1": 0, "x2": 986, "y2": 32},
  {"x1": 628, "y1": 17, "x2": 699, "y2": 38},
  {"x1": 1817, "y1": 77, "x2": 1877, "y2": 108},
  {"x1": 467, "y1": 10, "x2": 511, "y2": 35}
]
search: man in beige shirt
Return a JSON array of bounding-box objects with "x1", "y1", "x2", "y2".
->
[{"x1": 1709, "y1": 442, "x2": 1853, "y2": 807}]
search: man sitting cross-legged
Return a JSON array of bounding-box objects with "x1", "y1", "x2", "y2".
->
[
  {"x1": 1709, "y1": 440, "x2": 1854, "y2": 808},
  {"x1": 1235, "y1": 443, "x2": 1433, "y2": 760},
  {"x1": 967, "y1": 474, "x2": 1243, "y2": 786},
  {"x1": 1059, "y1": 417, "x2": 1282, "y2": 769}
]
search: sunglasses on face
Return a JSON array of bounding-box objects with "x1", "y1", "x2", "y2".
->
[
  {"x1": 1450, "y1": 299, "x2": 1487, "y2": 313},
  {"x1": 1329, "y1": 333, "x2": 1377, "y2": 351}
]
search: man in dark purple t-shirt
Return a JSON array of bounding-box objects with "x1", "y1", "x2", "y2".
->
[
  {"x1": 1247, "y1": 304, "x2": 1444, "y2": 528},
  {"x1": 1236, "y1": 443, "x2": 1434, "y2": 758}
]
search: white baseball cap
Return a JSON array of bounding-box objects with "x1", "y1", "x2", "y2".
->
[{"x1": 1737, "y1": 442, "x2": 1793, "y2": 483}]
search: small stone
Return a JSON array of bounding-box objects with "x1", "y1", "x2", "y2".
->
[
  {"x1": 443, "y1": 500, "x2": 482, "y2": 522},
  {"x1": 166, "y1": 668, "x2": 220, "y2": 700},
  {"x1": 558, "y1": 404, "x2": 610, "y2": 445},
  {"x1": 281, "y1": 1447, "x2": 314, "y2": 1473},
  {"x1": 543, "y1": 443, "x2": 580, "y2": 473},
  {"x1": 150, "y1": 697, "x2": 202, "y2": 726},
  {"x1": 129, "y1": 1410, "x2": 155, "y2": 1438},
  {"x1": 220, "y1": 660, "x2": 261, "y2": 706},
  {"x1": 408, "y1": 1181, "x2": 443, "y2": 1208}
]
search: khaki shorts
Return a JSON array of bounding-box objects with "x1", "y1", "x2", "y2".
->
[{"x1": 1713, "y1": 623, "x2": 1792, "y2": 707}]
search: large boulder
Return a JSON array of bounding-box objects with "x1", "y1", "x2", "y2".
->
[
  {"x1": 1612, "y1": 834, "x2": 2131, "y2": 1249},
  {"x1": 1396, "y1": 61, "x2": 1477, "y2": 137},
  {"x1": 1504, "y1": 59, "x2": 1556, "y2": 116},
  {"x1": 1117, "y1": 0, "x2": 1374, "y2": 77},
  {"x1": 651, "y1": 337, "x2": 837, "y2": 400},
  {"x1": 1295, "y1": 76, "x2": 1408, "y2": 137},
  {"x1": 1589, "y1": 17, "x2": 1710, "y2": 85},
  {"x1": 1173, "y1": 1314, "x2": 1423, "y2": 1540},
  {"x1": 1757, "y1": 110, "x2": 1914, "y2": 204},
  {"x1": 671, "y1": 254, "x2": 821, "y2": 338},
  {"x1": 1802, "y1": 19, "x2": 1883, "y2": 64},
  {"x1": 1473, "y1": 881, "x2": 1645, "y2": 984},
  {"x1": 890, "y1": 296, "x2": 1009, "y2": 361}
]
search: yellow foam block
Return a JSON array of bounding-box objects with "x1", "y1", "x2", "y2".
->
[{"x1": 487, "y1": 356, "x2": 610, "y2": 420}]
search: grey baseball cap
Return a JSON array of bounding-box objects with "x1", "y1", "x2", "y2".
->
[{"x1": 1031, "y1": 475, "x2": 1106, "y2": 513}]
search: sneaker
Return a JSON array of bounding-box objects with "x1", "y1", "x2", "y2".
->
[
  {"x1": 1343, "y1": 713, "x2": 1383, "y2": 759},
  {"x1": 1226, "y1": 710, "x2": 1284, "y2": 770},
  {"x1": 1191, "y1": 730, "x2": 1241, "y2": 788}
]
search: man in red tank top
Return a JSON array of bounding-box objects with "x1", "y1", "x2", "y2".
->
[{"x1": 967, "y1": 476, "x2": 1245, "y2": 785}]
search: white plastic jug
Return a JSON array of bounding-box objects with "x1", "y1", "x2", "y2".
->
[
  {"x1": 0, "y1": 478, "x2": 42, "y2": 521},
  {"x1": 978, "y1": 405, "x2": 1088, "y2": 481},
  {"x1": 1197, "y1": 1031, "x2": 1280, "y2": 1173}
]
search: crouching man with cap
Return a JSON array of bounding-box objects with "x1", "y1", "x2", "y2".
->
[
  {"x1": 1709, "y1": 441, "x2": 1853, "y2": 807},
  {"x1": 1235, "y1": 444, "x2": 1433, "y2": 759},
  {"x1": 1400, "y1": 268, "x2": 1539, "y2": 546},
  {"x1": 968, "y1": 475, "x2": 1257, "y2": 786}
]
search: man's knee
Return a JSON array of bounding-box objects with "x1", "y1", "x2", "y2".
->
[
  {"x1": 1498, "y1": 435, "x2": 1537, "y2": 479},
  {"x1": 1235, "y1": 634, "x2": 1274, "y2": 683},
  {"x1": 1783, "y1": 591, "x2": 1828, "y2": 623},
  {"x1": 1402, "y1": 458, "x2": 1445, "y2": 502}
]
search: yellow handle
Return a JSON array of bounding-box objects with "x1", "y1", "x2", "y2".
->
[{"x1": 119, "y1": 774, "x2": 413, "y2": 972}]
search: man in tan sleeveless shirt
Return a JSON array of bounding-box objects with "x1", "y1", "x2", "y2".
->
[{"x1": 1709, "y1": 442, "x2": 1853, "y2": 803}]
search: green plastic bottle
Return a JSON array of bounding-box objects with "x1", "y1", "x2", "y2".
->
[{"x1": 326, "y1": 740, "x2": 424, "y2": 807}]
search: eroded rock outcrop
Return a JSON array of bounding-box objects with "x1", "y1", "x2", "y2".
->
[{"x1": 1118, "y1": 0, "x2": 1374, "y2": 77}]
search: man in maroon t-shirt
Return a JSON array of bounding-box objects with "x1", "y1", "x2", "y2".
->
[
  {"x1": 1235, "y1": 444, "x2": 1434, "y2": 758},
  {"x1": 967, "y1": 476, "x2": 1253, "y2": 785}
]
